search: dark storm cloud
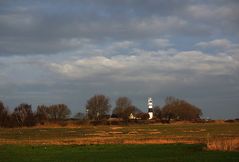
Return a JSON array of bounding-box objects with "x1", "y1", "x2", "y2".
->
[{"x1": 0, "y1": 0, "x2": 238, "y2": 55}]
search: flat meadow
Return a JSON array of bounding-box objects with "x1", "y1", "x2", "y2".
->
[
  {"x1": 1, "y1": 144, "x2": 239, "y2": 162},
  {"x1": 0, "y1": 122, "x2": 238, "y2": 161}
]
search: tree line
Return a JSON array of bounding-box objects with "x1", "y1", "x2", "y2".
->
[
  {"x1": 0, "y1": 95, "x2": 202, "y2": 127},
  {"x1": 0, "y1": 102, "x2": 71, "y2": 127}
]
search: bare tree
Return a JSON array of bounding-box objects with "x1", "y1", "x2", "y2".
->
[
  {"x1": 112, "y1": 97, "x2": 142, "y2": 120},
  {"x1": 113, "y1": 97, "x2": 132, "y2": 118},
  {"x1": 85, "y1": 94, "x2": 111, "y2": 120},
  {"x1": 162, "y1": 97, "x2": 202, "y2": 121},
  {"x1": 36, "y1": 105, "x2": 49, "y2": 124},
  {"x1": 115, "y1": 97, "x2": 132, "y2": 109},
  {"x1": 12, "y1": 103, "x2": 36, "y2": 127},
  {"x1": 47, "y1": 104, "x2": 71, "y2": 120},
  {"x1": 123, "y1": 105, "x2": 141, "y2": 120},
  {"x1": 0, "y1": 101, "x2": 9, "y2": 127},
  {"x1": 153, "y1": 105, "x2": 161, "y2": 119}
]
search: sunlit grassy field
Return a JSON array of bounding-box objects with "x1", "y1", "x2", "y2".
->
[
  {"x1": 0, "y1": 144, "x2": 239, "y2": 162},
  {"x1": 0, "y1": 123, "x2": 238, "y2": 146}
]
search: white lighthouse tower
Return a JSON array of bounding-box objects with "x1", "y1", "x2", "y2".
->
[{"x1": 148, "y1": 97, "x2": 153, "y2": 119}]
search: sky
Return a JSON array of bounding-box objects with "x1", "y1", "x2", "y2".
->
[{"x1": 0, "y1": 0, "x2": 239, "y2": 119}]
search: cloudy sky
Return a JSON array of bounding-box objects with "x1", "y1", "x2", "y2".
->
[{"x1": 0, "y1": 0, "x2": 239, "y2": 119}]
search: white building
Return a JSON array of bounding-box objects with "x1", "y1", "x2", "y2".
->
[
  {"x1": 148, "y1": 97, "x2": 153, "y2": 119},
  {"x1": 129, "y1": 113, "x2": 136, "y2": 120}
]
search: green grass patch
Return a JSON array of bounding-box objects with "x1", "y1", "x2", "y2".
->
[{"x1": 0, "y1": 144, "x2": 238, "y2": 162}]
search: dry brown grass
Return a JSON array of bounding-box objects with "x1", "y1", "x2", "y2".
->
[
  {"x1": 0, "y1": 137, "x2": 126, "y2": 145},
  {"x1": 108, "y1": 131, "x2": 123, "y2": 134},
  {"x1": 207, "y1": 137, "x2": 239, "y2": 151},
  {"x1": 1, "y1": 123, "x2": 238, "y2": 152},
  {"x1": 111, "y1": 127, "x2": 123, "y2": 130},
  {"x1": 0, "y1": 137, "x2": 199, "y2": 145},
  {"x1": 183, "y1": 129, "x2": 206, "y2": 133},
  {"x1": 1, "y1": 134, "x2": 238, "y2": 152},
  {"x1": 146, "y1": 131, "x2": 161, "y2": 135},
  {"x1": 123, "y1": 139, "x2": 198, "y2": 144}
]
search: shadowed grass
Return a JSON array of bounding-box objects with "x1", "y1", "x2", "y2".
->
[{"x1": 0, "y1": 144, "x2": 238, "y2": 162}]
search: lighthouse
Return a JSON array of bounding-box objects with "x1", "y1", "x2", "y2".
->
[{"x1": 148, "y1": 97, "x2": 153, "y2": 119}]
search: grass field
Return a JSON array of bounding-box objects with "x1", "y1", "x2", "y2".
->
[
  {"x1": 0, "y1": 144, "x2": 239, "y2": 162},
  {"x1": 0, "y1": 123, "x2": 239, "y2": 148},
  {"x1": 0, "y1": 123, "x2": 239, "y2": 161}
]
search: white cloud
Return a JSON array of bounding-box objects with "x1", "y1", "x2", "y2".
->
[
  {"x1": 195, "y1": 39, "x2": 233, "y2": 49},
  {"x1": 48, "y1": 49, "x2": 239, "y2": 83},
  {"x1": 49, "y1": 56, "x2": 126, "y2": 79},
  {"x1": 174, "y1": 51, "x2": 238, "y2": 75}
]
